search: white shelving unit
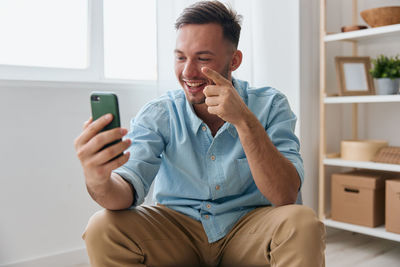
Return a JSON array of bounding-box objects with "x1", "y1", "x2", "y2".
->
[
  {"x1": 324, "y1": 219, "x2": 400, "y2": 242},
  {"x1": 324, "y1": 158, "x2": 400, "y2": 172},
  {"x1": 324, "y1": 95, "x2": 400, "y2": 104},
  {"x1": 319, "y1": 0, "x2": 400, "y2": 242},
  {"x1": 324, "y1": 23, "x2": 400, "y2": 42}
]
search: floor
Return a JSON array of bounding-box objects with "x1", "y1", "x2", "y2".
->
[
  {"x1": 74, "y1": 227, "x2": 400, "y2": 266},
  {"x1": 325, "y1": 228, "x2": 400, "y2": 267}
]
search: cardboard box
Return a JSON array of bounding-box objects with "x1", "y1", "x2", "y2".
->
[
  {"x1": 386, "y1": 179, "x2": 400, "y2": 234},
  {"x1": 331, "y1": 170, "x2": 387, "y2": 227}
]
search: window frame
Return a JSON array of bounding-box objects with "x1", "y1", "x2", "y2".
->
[{"x1": 0, "y1": 0, "x2": 157, "y2": 85}]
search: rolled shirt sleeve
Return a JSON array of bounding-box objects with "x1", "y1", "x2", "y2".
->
[
  {"x1": 265, "y1": 94, "x2": 304, "y2": 189},
  {"x1": 113, "y1": 102, "x2": 169, "y2": 207}
]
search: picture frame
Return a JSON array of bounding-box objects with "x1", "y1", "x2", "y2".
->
[{"x1": 335, "y1": 56, "x2": 375, "y2": 96}]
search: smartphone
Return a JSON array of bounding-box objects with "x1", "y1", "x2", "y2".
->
[{"x1": 90, "y1": 91, "x2": 123, "y2": 158}]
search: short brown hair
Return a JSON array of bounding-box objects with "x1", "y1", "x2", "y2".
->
[{"x1": 175, "y1": 1, "x2": 242, "y2": 48}]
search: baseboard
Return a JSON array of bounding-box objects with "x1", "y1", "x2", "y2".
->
[
  {"x1": 0, "y1": 247, "x2": 89, "y2": 267},
  {"x1": 325, "y1": 225, "x2": 344, "y2": 237}
]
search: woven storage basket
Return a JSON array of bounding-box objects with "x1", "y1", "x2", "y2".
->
[{"x1": 373, "y1": 146, "x2": 400, "y2": 164}]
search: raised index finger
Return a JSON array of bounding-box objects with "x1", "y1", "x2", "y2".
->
[{"x1": 201, "y1": 67, "x2": 230, "y2": 86}]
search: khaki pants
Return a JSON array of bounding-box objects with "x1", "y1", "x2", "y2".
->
[{"x1": 83, "y1": 204, "x2": 325, "y2": 267}]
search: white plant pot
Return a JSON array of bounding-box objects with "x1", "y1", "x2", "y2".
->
[{"x1": 375, "y1": 78, "x2": 400, "y2": 95}]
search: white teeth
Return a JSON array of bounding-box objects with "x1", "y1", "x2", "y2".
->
[{"x1": 186, "y1": 82, "x2": 203, "y2": 87}]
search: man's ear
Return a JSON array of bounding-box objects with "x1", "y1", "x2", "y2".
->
[{"x1": 230, "y1": 50, "x2": 242, "y2": 71}]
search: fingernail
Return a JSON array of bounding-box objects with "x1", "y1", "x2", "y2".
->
[
  {"x1": 121, "y1": 128, "x2": 127, "y2": 135},
  {"x1": 105, "y1": 114, "x2": 112, "y2": 120}
]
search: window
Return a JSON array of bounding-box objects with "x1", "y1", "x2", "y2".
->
[
  {"x1": 104, "y1": 0, "x2": 157, "y2": 80},
  {"x1": 0, "y1": 0, "x2": 157, "y2": 82},
  {"x1": 0, "y1": 0, "x2": 88, "y2": 69}
]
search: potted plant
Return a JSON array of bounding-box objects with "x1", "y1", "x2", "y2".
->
[{"x1": 369, "y1": 55, "x2": 400, "y2": 95}]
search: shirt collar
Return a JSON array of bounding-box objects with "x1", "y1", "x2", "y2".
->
[
  {"x1": 186, "y1": 100, "x2": 204, "y2": 132},
  {"x1": 185, "y1": 77, "x2": 248, "y2": 137}
]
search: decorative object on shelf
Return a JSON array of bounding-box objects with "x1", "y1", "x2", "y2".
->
[
  {"x1": 386, "y1": 179, "x2": 400, "y2": 234},
  {"x1": 375, "y1": 78, "x2": 400, "y2": 95},
  {"x1": 335, "y1": 57, "x2": 375, "y2": 96},
  {"x1": 360, "y1": 6, "x2": 400, "y2": 28},
  {"x1": 370, "y1": 55, "x2": 400, "y2": 95},
  {"x1": 373, "y1": 146, "x2": 400, "y2": 165},
  {"x1": 341, "y1": 25, "x2": 368, "y2": 32},
  {"x1": 341, "y1": 139, "x2": 388, "y2": 161}
]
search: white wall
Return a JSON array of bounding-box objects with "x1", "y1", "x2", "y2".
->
[
  {"x1": 0, "y1": 82, "x2": 156, "y2": 265},
  {"x1": 299, "y1": 0, "x2": 320, "y2": 211},
  {"x1": 234, "y1": 0, "x2": 301, "y2": 121}
]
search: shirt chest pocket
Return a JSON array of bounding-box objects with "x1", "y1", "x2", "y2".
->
[{"x1": 224, "y1": 158, "x2": 253, "y2": 195}]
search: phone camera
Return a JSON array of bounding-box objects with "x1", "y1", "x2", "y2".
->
[{"x1": 91, "y1": 95, "x2": 100, "y2": 102}]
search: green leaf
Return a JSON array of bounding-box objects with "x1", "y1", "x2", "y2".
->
[{"x1": 369, "y1": 54, "x2": 400, "y2": 79}]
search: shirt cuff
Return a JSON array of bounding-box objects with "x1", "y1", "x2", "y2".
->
[{"x1": 284, "y1": 154, "x2": 304, "y2": 190}]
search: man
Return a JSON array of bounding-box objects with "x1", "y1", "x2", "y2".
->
[{"x1": 74, "y1": 1, "x2": 325, "y2": 266}]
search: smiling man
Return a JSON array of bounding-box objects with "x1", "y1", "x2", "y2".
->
[{"x1": 75, "y1": 1, "x2": 325, "y2": 266}]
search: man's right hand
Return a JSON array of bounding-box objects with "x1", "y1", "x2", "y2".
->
[{"x1": 74, "y1": 114, "x2": 131, "y2": 191}]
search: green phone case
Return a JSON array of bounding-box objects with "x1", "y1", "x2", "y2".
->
[
  {"x1": 90, "y1": 91, "x2": 121, "y2": 131},
  {"x1": 90, "y1": 91, "x2": 122, "y2": 157}
]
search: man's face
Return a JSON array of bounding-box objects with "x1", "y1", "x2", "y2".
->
[{"x1": 174, "y1": 23, "x2": 233, "y2": 105}]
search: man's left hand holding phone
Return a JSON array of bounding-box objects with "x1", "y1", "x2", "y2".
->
[{"x1": 74, "y1": 91, "x2": 135, "y2": 210}]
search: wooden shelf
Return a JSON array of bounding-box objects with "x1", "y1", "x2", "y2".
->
[
  {"x1": 324, "y1": 24, "x2": 400, "y2": 42},
  {"x1": 324, "y1": 219, "x2": 400, "y2": 242},
  {"x1": 323, "y1": 158, "x2": 400, "y2": 172},
  {"x1": 324, "y1": 95, "x2": 400, "y2": 104}
]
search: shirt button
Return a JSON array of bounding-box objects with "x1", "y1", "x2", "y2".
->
[
  {"x1": 210, "y1": 155, "x2": 216, "y2": 161},
  {"x1": 215, "y1": 185, "x2": 220, "y2": 190},
  {"x1": 204, "y1": 215, "x2": 209, "y2": 219},
  {"x1": 202, "y1": 126, "x2": 207, "y2": 131},
  {"x1": 206, "y1": 204, "x2": 211, "y2": 209}
]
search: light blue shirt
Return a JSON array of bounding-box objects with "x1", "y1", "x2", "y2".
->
[{"x1": 114, "y1": 78, "x2": 304, "y2": 243}]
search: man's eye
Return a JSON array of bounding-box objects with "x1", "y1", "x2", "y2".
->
[
  {"x1": 199, "y1": 58, "x2": 211, "y2": 62},
  {"x1": 176, "y1": 56, "x2": 185, "y2": 61}
]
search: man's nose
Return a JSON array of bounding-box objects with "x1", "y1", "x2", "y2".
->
[{"x1": 182, "y1": 60, "x2": 200, "y2": 78}]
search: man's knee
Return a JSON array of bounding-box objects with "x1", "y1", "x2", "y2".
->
[
  {"x1": 285, "y1": 205, "x2": 319, "y2": 225},
  {"x1": 275, "y1": 205, "x2": 325, "y2": 241},
  {"x1": 268, "y1": 205, "x2": 325, "y2": 266},
  {"x1": 83, "y1": 209, "x2": 119, "y2": 244}
]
